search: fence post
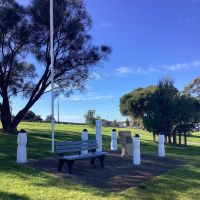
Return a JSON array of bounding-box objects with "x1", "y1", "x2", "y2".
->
[
  {"x1": 17, "y1": 129, "x2": 27, "y2": 163},
  {"x1": 111, "y1": 129, "x2": 117, "y2": 150},
  {"x1": 96, "y1": 120, "x2": 102, "y2": 152},
  {"x1": 133, "y1": 134, "x2": 141, "y2": 165},
  {"x1": 158, "y1": 132, "x2": 165, "y2": 157},
  {"x1": 81, "y1": 129, "x2": 88, "y2": 155}
]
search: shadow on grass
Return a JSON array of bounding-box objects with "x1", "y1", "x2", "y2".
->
[
  {"x1": 188, "y1": 134, "x2": 200, "y2": 139},
  {"x1": 0, "y1": 162, "x2": 111, "y2": 198},
  {"x1": 118, "y1": 158, "x2": 200, "y2": 200},
  {"x1": 26, "y1": 152, "x2": 186, "y2": 193},
  {"x1": 1, "y1": 123, "x2": 200, "y2": 199},
  {"x1": 0, "y1": 191, "x2": 29, "y2": 200}
]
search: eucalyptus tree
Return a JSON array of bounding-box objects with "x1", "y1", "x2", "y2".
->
[
  {"x1": 143, "y1": 78, "x2": 178, "y2": 143},
  {"x1": 184, "y1": 77, "x2": 200, "y2": 99},
  {"x1": 0, "y1": 0, "x2": 111, "y2": 133}
]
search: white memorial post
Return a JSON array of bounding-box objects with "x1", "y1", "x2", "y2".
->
[
  {"x1": 81, "y1": 129, "x2": 88, "y2": 155},
  {"x1": 133, "y1": 134, "x2": 141, "y2": 165},
  {"x1": 111, "y1": 129, "x2": 117, "y2": 150},
  {"x1": 17, "y1": 129, "x2": 27, "y2": 163},
  {"x1": 158, "y1": 132, "x2": 165, "y2": 157},
  {"x1": 96, "y1": 120, "x2": 102, "y2": 152}
]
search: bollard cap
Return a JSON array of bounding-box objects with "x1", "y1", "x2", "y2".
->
[
  {"x1": 82, "y1": 128, "x2": 88, "y2": 132},
  {"x1": 19, "y1": 129, "x2": 26, "y2": 133},
  {"x1": 158, "y1": 132, "x2": 164, "y2": 135},
  {"x1": 112, "y1": 129, "x2": 116, "y2": 132},
  {"x1": 134, "y1": 134, "x2": 140, "y2": 137}
]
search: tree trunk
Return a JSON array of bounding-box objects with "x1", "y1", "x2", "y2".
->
[
  {"x1": 168, "y1": 133, "x2": 172, "y2": 144},
  {"x1": 11, "y1": 89, "x2": 45, "y2": 132},
  {"x1": 0, "y1": 92, "x2": 17, "y2": 133},
  {"x1": 153, "y1": 132, "x2": 156, "y2": 143},
  {"x1": 165, "y1": 135, "x2": 168, "y2": 143},
  {"x1": 184, "y1": 131, "x2": 187, "y2": 146},
  {"x1": 179, "y1": 132, "x2": 181, "y2": 145},
  {"x1": 1, "y1": 87, "x2": 44, "y2": 133},
  {"x1": 173, "y1": 131, "x2": 177, "y2": 145}
]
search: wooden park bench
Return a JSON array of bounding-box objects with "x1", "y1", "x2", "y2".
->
[{"x1": 55, "y1": 139, "x2": 108, "y2": 174}]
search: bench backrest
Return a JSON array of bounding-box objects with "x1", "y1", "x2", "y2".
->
[{"x1": 55, "y1": 139, "x2": 98, "y2": 155}]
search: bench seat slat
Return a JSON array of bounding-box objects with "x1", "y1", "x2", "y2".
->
[
  {"x1": 57, "y1": 145, "x2": 98, "y2": 153},
  {"x1": 56, "y1": 143, "x2": 97, "y2": 150},
  {"x1": 61, "y1": 151, "x2": 108, "y2": 160},
  {"x1": 56, "y1": 139, "x2": 96, "y2": 146}
]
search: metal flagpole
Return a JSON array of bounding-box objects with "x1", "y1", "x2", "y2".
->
[
  {"x1": 57, "y1": 99, "x2": 60, "y2": 124},
  {"x1": 50, "y1": 0, "x2": 55, "y2": 154}
]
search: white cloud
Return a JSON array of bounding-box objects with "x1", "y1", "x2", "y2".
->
[
  {"x1": 60, "y1": 92, "x2": 115, "y2": 101},
  {"x1": 163, "y1": 60, "x2": 200, "y2": 71},
  {"x1": 115, "y1": 66, "x2": 132, "y2": 75},
  {"x1": 114, "y1": 66, "x2": 147, "y2": 75}
]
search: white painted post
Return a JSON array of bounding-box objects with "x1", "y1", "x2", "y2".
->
[
  {"x1": 158, "y1": 132, "x2": 165, "y2": 157},
  {"x1": 96, "y1": 120, "x2": 102, "y2": 152},
  {"x1": 133, "y1": 134, "x2": 141, "y2": 165},
  {"x1": 81, "y1": 129, "x2": 88, "y2": 155},
  {"x1": 111, "y1": 129, "x2": 117, "y2": 150},
  {"x1": 16, "y1": 130, "x2": 27, "y2": 163}
]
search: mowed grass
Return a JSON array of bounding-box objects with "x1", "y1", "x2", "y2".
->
[{"x1": 0, "y1": 122, "x2": 200, "y2": 200}]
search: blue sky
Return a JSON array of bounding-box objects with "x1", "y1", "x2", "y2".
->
[{"x1": 15, "y1": 0, "x2": 200, "y2": 123}]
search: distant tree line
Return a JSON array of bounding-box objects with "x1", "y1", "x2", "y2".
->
[
  {"x1": 84, "y1": 109, "x2": 130, "y2": 128},
  {"x1": 23, "y1": 111, "x2": 42, "y2": 122}
]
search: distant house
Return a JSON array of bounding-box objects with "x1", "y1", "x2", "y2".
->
[{"x1": 118, "y1": 122, "x2": 127, "y2": 128}]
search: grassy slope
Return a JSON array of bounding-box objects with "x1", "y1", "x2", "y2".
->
[{"x1": 0, "y1": 122, "x2": 200, "y2": 200}]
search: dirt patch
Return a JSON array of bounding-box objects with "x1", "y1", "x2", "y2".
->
[{"x1": 27, "y1": 151, "x2": 186, "y2": 192}]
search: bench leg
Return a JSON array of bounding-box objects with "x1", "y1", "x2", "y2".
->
[
  {"x1": 98, "y1": 155, "x2": 105, "y2": 168},
  {"x1": 66, "y1": 160, "x2": 74, "y2": 174},
  {"x1": 57, "y1": 159, "x2": 64, "y2": 172},
  {"x1": 90, "y1": 158, "x2": 95, "y2": 165}
]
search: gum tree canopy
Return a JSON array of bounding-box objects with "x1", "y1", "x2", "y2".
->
[
  {"x1": 120, "y1": 85, "x2": 157, "y2": 125},
  {"x1": 120, "y1": 77, "x2": 200, "y2": 144},
  {"x1": 0, "y1": 0, "x2": 111, "y2": 133},
  {"x1": 184, "y1": 76, "x2": 200, "y2": 99}
]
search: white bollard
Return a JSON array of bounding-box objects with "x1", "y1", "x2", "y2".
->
[
  {"x1": 158, "y1": 132, "x2": 165, "y2": 157},
  {"x1": 111, "y1": 129, "x2": 117, "y2": 150},
  {"x1": 16, "y1": 129, "x2": 27, "y2": 163},
  {"x1": 133, "y1": 134, "x2": 141, "y2": 165},
  {"x1": 81, "y1": 129, "x2": 88, "y2": 155},
  {"x1": 96, "y1": 120, "x2": 102, "y2": 152}
]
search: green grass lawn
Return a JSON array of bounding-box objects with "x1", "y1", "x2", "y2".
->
[{"x1": 0, "y1": 122, "x2": 200, "y2": 200}]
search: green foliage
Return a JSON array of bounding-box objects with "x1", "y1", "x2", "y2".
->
[
  {"x1": 0, "y1": 122, "x2": 200, "y2": 199},
  {"x1": 126, "y1": 118, "x2": 130, "y2": 126},
  {"x1": 0, "y1": 0, "x2": 111, "y2": 132},
  {"x1": 0, "y1": 0, "x2": 36, "y2": 97},
  {"x1": 84, "y1": 110, "x2": 96, "y2": 128},
  {"x1": 174, "y1": 94, "x2": 200, "y2": 132},
  {"x1": 45, "y1": 115, "x2": 56, "y2": 122},
  {"x1": 143, "y1": 77, "x2": 178, "y2": 134},
  {"x1": 120, "y1": 86, "x2": 157, "y2": 119},
  {"x1": 120, "y1": 85, "x2": 157, "y2": 129},
  {"x1": 23, "y1": 110, "x2": 42, "y2": 122},
  {"x1": 143, "y1": 77, "x2": 200, "y2": 135},
  {"x1": 183, "y1": 76, "x2": 200, "y2": 98}
]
